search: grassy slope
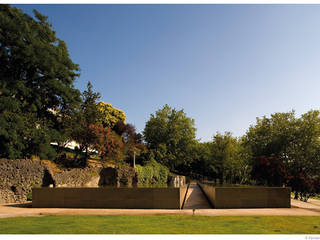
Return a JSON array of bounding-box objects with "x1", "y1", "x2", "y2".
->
[{"x1": 0, "y1": 215, "x2": 320, "y2": 234}]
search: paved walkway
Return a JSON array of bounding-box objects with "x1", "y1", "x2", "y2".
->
[
  {"x1": 1, "y1": 198, "x2": 320, "y2": 218},
  {"x1": 183, "y1": 184, "x2": 211, "y2": 209}
]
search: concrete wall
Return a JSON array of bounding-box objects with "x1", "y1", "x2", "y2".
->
[
  {"x1": 199, "y1": 183, "x2": 290, "y2": 208},
  {"x1": 32, "y1": 187, "x2": 188, "y2": 209},
  {"x1": 179, "y1": 185, "x2": 188, "y2": 208},
  {"x1": 198, "y1": 183, "x2": 215, "y2": 207}
]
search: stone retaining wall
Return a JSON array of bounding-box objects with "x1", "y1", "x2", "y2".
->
[
  {"x1": 0, "y1": 159, "x2": 185, "y2": 204},
  {"x1": 0, "y1": 159, "x2": 138, "y2": 203},
  {"x1": 0, "y1": 159, "x2": 49, "y2": 203}
]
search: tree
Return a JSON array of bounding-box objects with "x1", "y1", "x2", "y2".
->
[
  {"x1": 143, "y1": 104, "x2": 196, "y2": 171},
  {"x1": 71, "y1": 82, "x2": 101, "y2": 165},
  {"x1": 209, "y1": 132, "x2": 250, "y2": 184},
  {"x1": 243, "y1": 111, "x2": 297, "y2": 162},
  {"x1": 0, "y1": 5, "x2": 81, "y2": 159},
  {"x1": 113, "y1": 121, "x2": 146, "y2": 165},
  {"x1": 187, "y1": 141, "x2": 213, "y2": 180},
  {"x1": 90, "y1": 124, "x2": 123, "y2": 161},
  {"x1": 97, "y1": 101, "x2": 126, "y2": 128},
  {"x1": 244, "y1": 110, "x2": 320, "y2": 198},
  {"x1": 252, "y1": 156, "x2": 287, "y2": 187}
]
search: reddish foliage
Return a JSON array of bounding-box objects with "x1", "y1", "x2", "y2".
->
[
  {"x1": 89, "y1": 124, "x2": 123, "y2": 160},
  {"x1": 252, "y1": 156, "x2": 287, "y2": 186},
  {"x1": 314, "y1": 179, "x2": 320, "y2": 193},
  {"x1": 112, "y1": 121, "x2": 126, "y2": 136},
  {"x1": 288, "y1": 172, "x2": 317, "y2": 201}
]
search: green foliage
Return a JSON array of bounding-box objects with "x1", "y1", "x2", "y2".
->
[
  {"x1": 71, "y1": 82, "x2": 101, "y2": 165},
  {"x1": 244, "y1": 110, "x2": 320, "y2": 194},
  {"x1": 189, "y1": 132, "x2": 251, "y2": 184},
  {"x1": 211, "y1": 132, "x2": 250, "y2": 184},
  {"x1": 97, "y1": 101, "x2": 126, "y2": 128},
  {"x1": 0, "y1": 5, "x2": 81, "y2": 159},
  {"x1": 26, "y1": 191, "x2": 32, "y2": 201},
  {"x1": 143, "y1": 104, "x2": 196, "y2": 171},
  {"x1": 136, "y1": 160, "x2": 169, "y2": 185}
]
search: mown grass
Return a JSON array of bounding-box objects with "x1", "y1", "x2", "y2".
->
[
  {"x1": 0, "y1": 215, "x2": 320, "y2": 234},
  {"x1": 311, "y1": 195, "x2": 320, "y2": 200}
]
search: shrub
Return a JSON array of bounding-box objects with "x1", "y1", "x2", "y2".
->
[
  {"x1": 289, "y1": 173, "x2": 317, "y2": 202},
  {"x1": 26, "y1": 191, "x2": 32, "y2": 201},
  {"x1": 136, "y1": 160, "x2": 169, "y2": 186}
]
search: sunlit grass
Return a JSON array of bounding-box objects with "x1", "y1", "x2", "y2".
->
[{"x1": 0, "y1": 215, "x2": 320, "y2": 234}]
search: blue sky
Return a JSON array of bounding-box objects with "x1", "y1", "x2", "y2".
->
[{"x1": 14, "y1": 4, "x2": 320, "y2": 141}]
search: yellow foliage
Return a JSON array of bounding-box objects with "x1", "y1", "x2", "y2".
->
[
  {"x1": 97, "y1": 101, "x2": 126, "y2": 128},
  {"x1": 31, "y1": 155, "x2": 40, "y2": 161}
]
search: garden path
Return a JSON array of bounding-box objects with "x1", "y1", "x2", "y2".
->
[{"x1": 1, "y1": 196, "x2": 320, "y2": 218}]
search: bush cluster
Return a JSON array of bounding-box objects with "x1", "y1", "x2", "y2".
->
[{"x1": 136, "y1": 160, "x2": 169, "y2": 185}]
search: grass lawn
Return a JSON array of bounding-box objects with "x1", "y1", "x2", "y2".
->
[
  {"x1": 311, "y1": 195, "x2": 320, "y2": 200},
  {"x1": 0, "y1": 215, "x2": 320, "y2": 234}
]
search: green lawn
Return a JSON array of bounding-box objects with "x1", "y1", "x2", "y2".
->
[
  {"x1": 0, "y1": 215, "x2": 320, "y2": 234},
  {"x1": 311, "y1": 195, "x2": 320, "y2": 200}
]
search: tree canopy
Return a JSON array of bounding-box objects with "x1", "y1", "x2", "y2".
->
[
  {"x1": 143, "y1": 104, "x2": 196, "y2": 171},
  {"x1": 97, "y1": 101, "x2": 126, "y2": 128},
  {"x1": 244, "y1": 110, "x2": 320, "y2": 198},
  {"x1": 0, "y1": 5, "x2": 81, "y2": 159}
]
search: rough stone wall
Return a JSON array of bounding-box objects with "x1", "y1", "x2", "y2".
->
[
  {"x1": 0, "y1": 159, "x2": 139, "y2": 203},
  {"x1": 0, "y1": 159, "x2": 49, "y2": 204},
  {"x1": 53, "y1": 167, "x2": 101, "y2": 187},
  {"x1": 1, "y1": 159, "x2": 187, "y2": 204},
  {"x1": 98, "y1": 165, "x2": 139, "y2": 187}
]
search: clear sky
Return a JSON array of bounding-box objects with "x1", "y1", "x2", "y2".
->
[{"x1": 13, "y1": 4, "x2": 320, "y2": 141}]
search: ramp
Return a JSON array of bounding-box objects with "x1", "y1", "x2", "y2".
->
[{"x1": 183, "y1": 183, "x2": 212, "y2": 209}]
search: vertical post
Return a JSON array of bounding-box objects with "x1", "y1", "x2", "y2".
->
[{"x1": 133, "y1": 150, "x2": 136, "y2": 168}]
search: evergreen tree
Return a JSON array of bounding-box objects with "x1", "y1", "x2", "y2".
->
[
  {"x1": 0, "y1": 5, "x2": 81, "y2": 159},
  {"x1": 71, "y1": 82, "x2": 101, "y2": 165}
]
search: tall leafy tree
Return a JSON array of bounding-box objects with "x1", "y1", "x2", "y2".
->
[
  {"x1": 71, "y1": 82, "x2": 101, "y2": 165},
  {"x1": 187, "y1": 141, "x2": 214, "y2": 179},
  {"x1": 209, "y1": 132, "x2": 250, "y2": 184},
  {"x1": 0, "y1": 5, "x2": 81, "y2": 159},
  {"x1": 143, "y1": 104, "x2": 196, "y2": 171},
  {"x1": 244, "y1": 110, "x2": 320, "y2": 196}
]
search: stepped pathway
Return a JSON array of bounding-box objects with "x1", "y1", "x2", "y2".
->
[{"x1": 183, "y1": 183, "x2": 212, "y2": 209}]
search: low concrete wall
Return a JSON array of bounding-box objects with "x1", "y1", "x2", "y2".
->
[
  {"x1": 199, "y1": 183, "x2": 215, "y2": 207},
  {"x1": 32, "y1": 187, "x2": 188, "y2": 209},
  {"x1": 199, "y1": 183, "x2": 290, "y2": 208}
]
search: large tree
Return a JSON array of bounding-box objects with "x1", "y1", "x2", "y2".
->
[
  {"x1": 71, "y1": 82, "x2": 101, "y2": 165},
  {"x1": 0, "y1": 5, "x2": 81, "y2": 159},
  {"x1": 244, "y1": 110, "x2": 320, "y2": 197},
  {"x1": 143, "y1": 104, "x2": 196, "y2": 171},
  {"x1": 97, "y1": 101, "x2": 126, "y2": 128}
]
